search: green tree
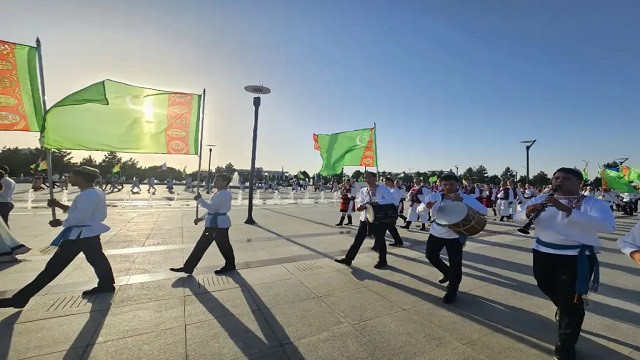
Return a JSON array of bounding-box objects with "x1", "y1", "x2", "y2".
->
[
  {"x1": 461, "y1": 167, "x2": 475, "y2": 183},
  {"x1": 516, "y1": 175, "x2": 528, "y2": 185},
  {"x1": 473, "y1": 165, "x2": 489, "y2": 184},
  {"x1": 120, "y1": 158, "x2": 139, "y2": 178},
  {"x1": 98, "y1": 152, "x2": 123, "y2": 175},
  {"x1": 487, "y1": 174, "x2": 501, "y2": 186},
  {"x1": 592, "y1": 176, "x2": 602, "y2": 188},
  {"x1": 500, "y1": 166, "x2": 515, "y2": 181},
  {"x1": 50, "y1": 150, "x2": 74, "y2": 175},
  {"x1": 351, "y1": 170, "x2": 363, "y2": 180},
  {"x1": 223, "y1": 162, "x2": 236, "y2": 175},
  {"x1": 78, "y1": 155, "x2": 98, "y2": 167},
  {"x1": 0, "y1": 147, "x2": 40, "y2": 177},
  {"x1": 530, "y1": 171, "x2": 551, "y2": 187}
]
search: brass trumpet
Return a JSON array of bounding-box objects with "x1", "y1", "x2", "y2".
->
[{"x1": 517, "y1": 186, "x2": 559, "y2": 235}]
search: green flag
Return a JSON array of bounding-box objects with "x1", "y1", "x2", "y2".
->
[
  {"x1": 601, "y1": 169, "x2": 638, "y2": 193},
  {"x1": 621, "y1": 166, "x2": 640, "y2": 183},
  {"x1": 0, "y1": 40, "x2": 44, "y2": 132},
  {"x1": 43, "y1": 80, "x2": 201, "y2": 154},
  {"x1": 429, "y1": 176, "x2": 438, "y2": 183},
  {"x1": 313, "y1": 128, "x2": 376, "y2": 176}
]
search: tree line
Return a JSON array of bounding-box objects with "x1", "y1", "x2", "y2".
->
[{"x1": 0, "y1": 147, "x2": 237, "y2": 182}]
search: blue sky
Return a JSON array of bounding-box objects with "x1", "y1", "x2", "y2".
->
[{"x1": 1, "y1": 0, "x2": 638, "y2": 178}]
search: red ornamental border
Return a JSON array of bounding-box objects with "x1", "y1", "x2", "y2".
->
[
  {"x1": 164, "y1": 93, "x2": 193, "y2": 154},
  {"x1": 0, "y1": 41, "x2": 29, "y2": 131}
]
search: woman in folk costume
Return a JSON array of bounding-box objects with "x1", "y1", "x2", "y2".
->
[
  {"x1": 336, "y1": 178, "x2": 355, "y2": 226},
  {"x1": 478, "y1": 184, "x2": 497, "y2": 216},
  {"x1": 403, "y1": 177, "x2": 430, "y2": 231},
  {"x1": 494, "y1": 181, "x2": 520, "y2": 221},
  {"x1": 395, "y1": 179, "x2": 407, "y2": 222},
  {"x1": 0, "y1": 219, "x2": 31, "y2": 263}
]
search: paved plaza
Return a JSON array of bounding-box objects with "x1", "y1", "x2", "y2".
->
[{"x1": 0, "y1": 186, "x2": 639, "y2": 359}]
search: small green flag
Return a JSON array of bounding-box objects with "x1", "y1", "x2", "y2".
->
[
  {"x1": 0, "y1": 40, "x2": 44, "y2": 132},
  {"x1": 112, "y1": 164, "x2": 121, "y2": 173},
  {"x1": 601, "y1": 169, "x2": 637, "y2": 193},
  {"x1": 43, "y1": 80, "x2": 202, "y2": 154},
  {"x1": 313, "y1": 128, "x2": 376, "y2": 176},
  {"x1": 429, "y1": 176, "x2": 438, "y2": 183},
  {"x1": 181, "y1": 166, "x2": 187, "y2": 177}
]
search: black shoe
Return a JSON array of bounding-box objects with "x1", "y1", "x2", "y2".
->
[
  {"x1": 335, "y1": 223, "x2": 343, "y2": 226},
  {"x1": 334, "y1": 258, "x2": 352, "y2": 267},
  {"x1": 0, "y1": 297, "x2": 28, "y2": 309},
  {"x1": 82, "y1": 286, "x2": 115, "y2": 296},
  {"x1": 554, "y1": 342, "x2": 576, "y2": 360},
  {"x1": 170, "y1": 267, "x2": 193, "y2": 275},
  {"x1": 373, "y1": 262, "x2": 388, "y2": 269},
  {"x1": 420, "y1": 226, "x2": 427, "y2": 231},
  {"x1": 438, "y1": 276, "x2": 449, "y2": 284},
  {"x1": 214, "y1": 266, "x2": 236, "y2": 275},
  {"x1": 389, "y1": 242, "x2": 403, "y2": 247},
  {"x1": 442, "y1": 290, "x2": 457, "y2": 304},
  {"x1": 345, "y1": 222, "x2": 353, "y2": 226}
]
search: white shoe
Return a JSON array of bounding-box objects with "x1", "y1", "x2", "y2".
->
[
  {"x1": 12, "y1": 245, "x2": 31, "y2": 255},
  {"x1": 0, "y1": 255, "x2": 19, "y2": 263}
]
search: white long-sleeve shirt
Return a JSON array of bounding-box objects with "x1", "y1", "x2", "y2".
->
[
  {"x1": 514, "y1": 194, "x2": 616, "y2": 255},
  {"x1": 617, "y1": 222, "x2": 640, "y2": 257},
  {"x1": 197, "y1": 188, "x2": 232, "y2": 228},
  {"x1": 427, "y1": 193, "x2": 488, "y2": 239},
  {"x1": 390, "y1": 187, "x2": 403, "y2": 206},
  {"x1": 0, "y1": 177, "x2": 15, "y2": 202},
  {"x1": 356, "y1": 184, "x2": 396, "y2": 221},
  {"x1": 62, "y1": 187, "x2": 110, "y2": 239}
]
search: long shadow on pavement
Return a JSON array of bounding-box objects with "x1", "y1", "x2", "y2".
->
[
  {"x1": 66, "y1": 293, "x2": 114, "y2": 360},
  {"x1": 0, "y1": 311, "x2": 22, "y2": 360},
  {"x1": 174, "y1": 273, "x2": 302, "y2": 359}
]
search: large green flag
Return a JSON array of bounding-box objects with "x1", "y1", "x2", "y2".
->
[
  {"x1": 313, "y1": 127, "x2": 376, "y2": 175},
  {"x1": 601, "y1": 169, "x2": 638, "y2": 193},
  {"x1": 44, "y1": 80, "x2": 201, "y2": 154},
  {"x1": 0, "y1": 40, "x2": 44, "y2": 132}
]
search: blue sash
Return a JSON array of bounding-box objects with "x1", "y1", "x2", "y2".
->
[
  {"x1": 50, "y1": 225, "x2": 90, "y2": 246},
  {"x1": 206, "y1": 212, "x2": 227, "y2": 228},
  {"x1": 535, "y1": 238, "x2": 600, "y2": 295}
]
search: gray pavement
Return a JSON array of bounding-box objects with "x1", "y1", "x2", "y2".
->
[{"x1": 0, "y1": 200, "x2": 639, "y2": 360}]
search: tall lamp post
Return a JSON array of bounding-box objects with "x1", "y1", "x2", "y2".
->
[
  {"x1": 454, "y1": 165, "x2": 459, "y2": 176},
  {"x1": 244, "y1": 85, "x2": 271, "y2": 225},
  {"x1": 519, "y1": 140, "x2": 537, "y2": 184},
  {"x1": 205, "y1": 144, "x2": 216, "y2": 194}
]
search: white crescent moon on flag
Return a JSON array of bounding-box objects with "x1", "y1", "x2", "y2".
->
[{"x1": 356, "y1": 134, "x2": 367, "y2": 146}]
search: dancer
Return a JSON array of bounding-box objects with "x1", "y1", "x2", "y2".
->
[
  {"x1": 147, "y1": 176, "x2": 157, "y2": 194},
  {"x1": 384, "y1": 177, "x2": 404, "y2": 247},
  {"x1": 0, "y1": 166, "x2": 16, "y2": 227},
  {"x1": 514, "y1": 167, "x2": 615, "y2": 360},
  {"x1": 423, "y1": 173, "x2": 487, "y2": 304},
  {"x1": 403, "y1": 177, "x2": 429, "y2": 230},
  {"x1": 0, "y1": 166, "x2": 115, "y2": 309},
  {"x1": 335, "y1": 178, "x2": 355, "y2": 226},
  {"x1": 0, "y1": 215, "x2": 31, "y2": 263},
  {"x1": 395, "y1": 179, "x2": 407, "y2": 222},
  {"x1": 334, "y1": 172, "x2": 395, "y2": 269},
  {"x1": 170, "y1": 173, "x2": 235, "y2": 275},
  {"x1": 617, "y1": 221, "x2": 640, "y2": 265}
]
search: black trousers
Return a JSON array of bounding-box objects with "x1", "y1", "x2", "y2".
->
[
  {"x1": 184, "y1": 227, "x2": 235, "y2": 271},
  {"x1": 425, "y1": 234, "x2": 463, "y2": 291},
  {"x1": 533, "y1": 249, "x2": 593, "y2": 350},
  {"x1": 0, "y1": 202, "x2": 14, "y2": 228},
  {"x1": 13, "y1": 236, "x2": 114, "y2": 302},
  {"x1": 346, "y1": 221, "x2": 387, "y2": 263},
  {"x1": 386, "y1": 223, "x2": 403, "y2": 244}
]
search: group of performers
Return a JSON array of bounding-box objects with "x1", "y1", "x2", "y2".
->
[
  {"x1": 333, "y1": 168, "x2": 639, "y2": 360},
  {"x1": 1, "y1": 165, "x2": 640, "y2": 360}
]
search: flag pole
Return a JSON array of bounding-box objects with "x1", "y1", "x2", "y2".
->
[
  {"x1": 373, "y1": 122, "x2": 379, "y2": 180},
  {"x1": 194, "y1": 88, "x2": 206, "y2": 218},
  {"x1": 36, "y1": 37, "x2": 56, "y2": 221}
]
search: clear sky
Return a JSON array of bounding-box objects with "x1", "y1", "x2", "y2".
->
[{"x1": 1, "y1": 0, "x2": 638, "y2": 178}]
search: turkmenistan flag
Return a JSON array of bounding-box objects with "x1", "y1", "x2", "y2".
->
[
  {"x1": 601, "y1": 169, "x2": 637, "y2": 193},
  {"x1": 0, "y1": 40, "x2": 44, "y2": 132},
  {"x1": 313, "y1": 128, "x2": 376, "y2": 176},
  {"x1": 112, "y1": 164, "x2": 121, "y2": 173},
  {"x1": 620, "y1": 166, "x2": 640, "y2": 183},
  {"x1": 43, "y1": 80, "x2": 202, "y2": 154}
]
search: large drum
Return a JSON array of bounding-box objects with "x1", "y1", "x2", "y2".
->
[
  {"x1": 435, "y1": 202, "x2": 486, "y2": 236},
  {"x1": 366, "y1": 204, "x2": 398, "y2": 224}
]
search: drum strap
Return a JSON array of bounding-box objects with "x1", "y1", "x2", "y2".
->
[{"x1": 433, "y1": 220, "x2": 467, "y2": 245}]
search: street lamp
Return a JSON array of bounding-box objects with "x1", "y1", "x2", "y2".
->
[
  {"x1": 519, "y1": 140, "x2": 537, "y2": 184},
  {"x1": 454, "y1": 165, "x2": 459, "y2": 175},
  {"x1": 244, "y1": 84, "x2": 271, "y2": 225},
  {"x1": 205, "y1": 144, "x2": 216, "y2": 194}
]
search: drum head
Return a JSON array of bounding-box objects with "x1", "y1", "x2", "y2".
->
[
  {"x1": 366, "y1": 205, "x2": 375, "y2": 222},
  {"x1": 435, "y1": 202, "x2": 468, "y2": 225}
]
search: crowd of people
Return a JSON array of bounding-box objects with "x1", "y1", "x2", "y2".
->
[{"x1": 1, "y1": 164, "x2": 639, "y2": 360}]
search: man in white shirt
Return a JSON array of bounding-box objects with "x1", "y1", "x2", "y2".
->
[
  {"x1": 0, "y1": 165, "x2": 16, "y2": 227},
  {"x1": 382, "y1": 176, "x2": 404, "y2": 247},
  {"x1": 617, "y1": 222, "x2": 640, "y2": 265},
  {"x1": 171, "y1": 173, "x2": 235, "y2": 275},
  {"x1": 335, "y1": 172, "x2": 396, "y2": 269},
  {"x1": 0, "y1": 166, "x2": 115, "y2": 309},
  {"x1": 424, "y1": 173, "x2": 487, "y2": 304},
  {"x1": 515, "y1": 167, "x2": 615, "y2": 360}
]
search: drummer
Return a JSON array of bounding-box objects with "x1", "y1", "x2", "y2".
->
[
  {"x1": 335, "y1": 171, "x2": 396, "y2": 269},
  {"x1": 423, "y1": 172, "x2": 487, "y2": 304}
]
